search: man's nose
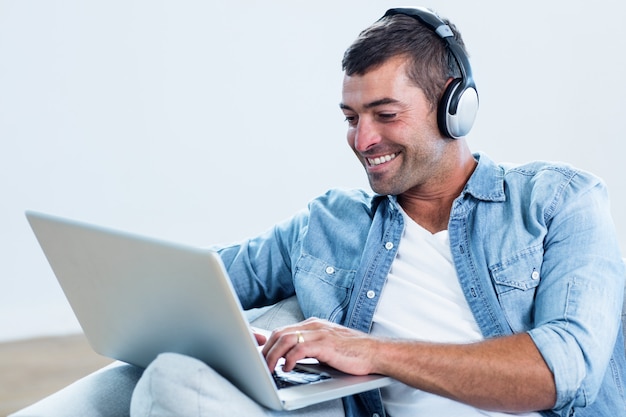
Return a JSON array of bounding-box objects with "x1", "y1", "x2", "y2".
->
[{"x1": 353, "y1": 119, "x2": 381, "y2": 153}]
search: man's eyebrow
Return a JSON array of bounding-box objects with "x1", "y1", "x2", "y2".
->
[{"x1": 339, "y1": 98, "x2": 400, "y2": 111}]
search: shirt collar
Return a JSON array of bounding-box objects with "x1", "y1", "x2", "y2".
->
[{"x1": 462, "y1": 152, "x2": 506, "y2": 202}]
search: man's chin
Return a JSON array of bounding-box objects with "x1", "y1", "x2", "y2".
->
[
  {"x1": 368, "y1": 182, "x2": 401, "y2": 197},
  {"x1": 366, "y1": 171, "x2": 405, "y2": 196}
]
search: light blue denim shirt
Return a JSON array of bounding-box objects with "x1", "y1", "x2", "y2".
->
[{"x1": 217, "y1": 152, "x2": 626, "y2": 417}]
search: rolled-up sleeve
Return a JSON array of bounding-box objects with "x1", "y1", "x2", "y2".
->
[{"x1": 528, "y1": 175, "x2": 625, "y2": 413}]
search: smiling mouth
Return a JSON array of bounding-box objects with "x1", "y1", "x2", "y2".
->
[{"x1": 367, "y1": 153, "x2": 398, "y2": 167}]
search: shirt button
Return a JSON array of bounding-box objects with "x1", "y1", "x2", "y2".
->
[
  {"x1": 325, "y1": 266, "x2": 335, "y2": 275},
  {"x1": 366, "y1": 290, "x2": 376, "y2": 299},
  {"x1": 384, "y1": 242, "x2": 394, "y2": 250},
  {"x1": 373, "y1": 414, "x2": 380, "y2": 417},
  {"x1": 531, "y1": 270, "x2": 540, "y2": 280}
]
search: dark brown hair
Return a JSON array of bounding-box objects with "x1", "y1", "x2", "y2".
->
[{"x1": 342, "y1": 13, "x2": 467, "y2": 110}]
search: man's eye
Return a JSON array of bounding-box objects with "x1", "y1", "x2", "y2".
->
[
  {"x1": 378, "y1": 113, "x2": 397, "y2": 121},
  {"x1": 344, "y1": 116, "x2": 358, "y2": 126}
]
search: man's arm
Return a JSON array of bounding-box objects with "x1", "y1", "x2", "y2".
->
[
  {"x1": 369, "y1": 331, "x2": 555, "y2": 412},
  {"x1": 262, "y1": 318, "x2": 556, "y2": 413}
]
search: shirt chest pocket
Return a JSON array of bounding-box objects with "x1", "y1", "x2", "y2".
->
[
  {"x1": 489, "y1": 249, "x2": 543, "y2": 333},
  {"x1": 293, "y1": 254, "x2": 356, "y2": 322}
]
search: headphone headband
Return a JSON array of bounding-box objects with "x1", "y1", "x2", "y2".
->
[{"x1": 383, "y1": 7, "x2": 454, "y2": 38}]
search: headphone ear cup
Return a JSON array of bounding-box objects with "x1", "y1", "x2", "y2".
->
[
  {"x1": 437, "y1": 79, "x2": 479, "y2": 139},
  {"x1": 437, "y1": 79, "x2": 460, "y2": 138}
]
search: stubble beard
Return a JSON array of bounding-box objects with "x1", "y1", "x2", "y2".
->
[{"x1": 366, "y1": 169, "x2": 409, "y2": 196}]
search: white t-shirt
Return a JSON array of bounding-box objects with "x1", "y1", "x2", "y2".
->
[{"x1": 370, "y1": 208, "x2": 541, "y2": 417}]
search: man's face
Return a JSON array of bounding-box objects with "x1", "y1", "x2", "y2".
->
[{"x1": 341, "y1": 55, "x2": 448, "y2": 196}]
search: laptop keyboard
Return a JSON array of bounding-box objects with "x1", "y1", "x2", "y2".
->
[{"x1": 273, "y1": 364, "x2": 331, "y2": 389}]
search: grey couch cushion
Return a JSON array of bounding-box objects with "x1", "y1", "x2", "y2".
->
[{"x1": 249, "y1": 295, "x2": 305, "y2": 330}]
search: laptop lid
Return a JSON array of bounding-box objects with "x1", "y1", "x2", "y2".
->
[{"x1": 25, "y1": 210, "x2": 391, "y2": 410}]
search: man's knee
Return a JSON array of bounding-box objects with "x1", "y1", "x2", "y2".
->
[{"x1": 130, "y1": 352, "x2": 269, "y2": 417}]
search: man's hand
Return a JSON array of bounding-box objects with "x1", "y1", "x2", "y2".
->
[
  {"x1": 250, "y1": 326, "x2": 270, "y2": 346},
  {"x1": 261, "y1": 317, "x2": 377, "y2": 376},
  {"x1": 254, "y1": 332, "x2": 267, "y2": 346}
]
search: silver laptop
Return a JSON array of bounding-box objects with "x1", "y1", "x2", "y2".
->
[{"x1": 25, "y1": 210, "x2": 392, "y2": 411}]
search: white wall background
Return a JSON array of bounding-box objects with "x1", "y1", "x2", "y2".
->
[{"x1": 1, "y1": 0, "x2": 625, "y2": 342}]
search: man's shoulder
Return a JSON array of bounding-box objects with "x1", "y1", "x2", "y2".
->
[
  {"x1": 312, "y1": 188, "x2": 378, "y2": 208},
  {"x1": 500, "y1": 159, "x2": 603, "y2": 188},
  {"x1": 472, "y1": 153, "x2": 607, "y2": 206},
  {"x1": 307, "y1": 188, "x2": 384, "y2": 220},
  {"x1": 495, "y1": 159, "x2": 609, "y2": 213},
  {"x1": 499, "y1": 158, "x2": 572, "y2": 173}
]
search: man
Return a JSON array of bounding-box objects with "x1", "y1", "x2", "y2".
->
[{"x1": 131, "y1": 7, "x2": 626, "y2": 417}]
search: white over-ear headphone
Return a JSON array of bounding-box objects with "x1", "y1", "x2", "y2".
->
[{"x1": 382, "y1": 7, "x2": 479, "y2": 139}]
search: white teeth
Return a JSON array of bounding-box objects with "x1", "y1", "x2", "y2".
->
[{"x1": 368, "y1": 153, "x2": 397, "y2": 166}]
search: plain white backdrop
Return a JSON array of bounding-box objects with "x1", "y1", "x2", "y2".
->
[{"x1": 1, "y1": 0, "x2": 625, "y2": 341}]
